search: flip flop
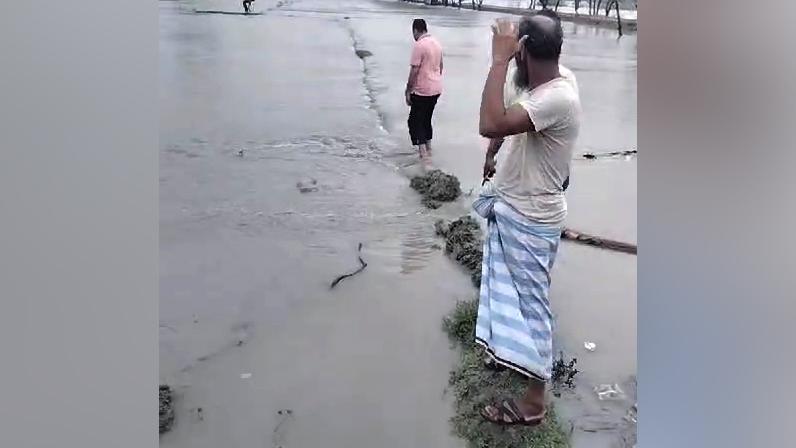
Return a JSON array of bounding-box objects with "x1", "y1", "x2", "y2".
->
[{"x1": 481, "y1": 399, "x2": 546, "y2": 426}]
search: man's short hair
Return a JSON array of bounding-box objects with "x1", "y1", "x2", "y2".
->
[
  {"x1": 412, "y1": 18, "x2": 428, "y2": 33},
  {"x1": 519, "y1": 10, "x2": 563, "y2": 61}
]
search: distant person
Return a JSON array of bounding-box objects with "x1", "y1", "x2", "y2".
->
[
  {"x1": 404, "y1": 18, "x2": 443, "y2": 160},
  {"x1": 475, "y1": 10, "x2": 581, "y2": 426},
  {"x1": 243, "y1": 0, "x2": 254, "y2": 13}
]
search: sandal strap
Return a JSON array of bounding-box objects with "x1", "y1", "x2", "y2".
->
[{"x1": 500, "y1": 399, "x2": 524, "y2": 423}]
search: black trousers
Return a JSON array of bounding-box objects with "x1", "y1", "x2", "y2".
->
[{"x1": 408, "y1": 93, "x2": 440, "y2": 146}]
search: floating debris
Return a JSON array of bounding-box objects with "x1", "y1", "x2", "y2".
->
[
  {"x1": 561, "y1": 228, "x2": 637, "y2": 255},
  {"x1": 578, "y1": 149, "x2": 637, "y2": 160},
  {"x1": 240, "y1": 373, "x2": 252, "y2": 379},
  {"x1": 354, "y1": 49, "x2": 373, "y2": 59},
  {"x1": 237, "y1": 149, "x2": 244, "y2": 157},
  {"x1": 594, "y1": 383, "x2": 625, "y2": 401},
  {"x1": 410, "y1": 169, "x2": 461, "y2": 209},
  {"x1": 296, "y1": 178, "x2": 319, "y2": 193},
  {"x1": 191, "y1": 406, "x2": 204, "y2": 422},
  {"x1": 551, "y1": 351, "x2": 579, "y2": 394},
  {"x1": 584, "y1": 341, "x2": 597, "y2": 352},
  {"x1": 159, "y1": 385, "x2": 175, "y2": 434},
  {"x1": 329, "y1": 243, "x2": 368, "y2": 289}
]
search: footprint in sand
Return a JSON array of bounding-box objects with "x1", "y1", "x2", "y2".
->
[{"x1": 271, "y1": 409, "x2": 294, "y2": 448}]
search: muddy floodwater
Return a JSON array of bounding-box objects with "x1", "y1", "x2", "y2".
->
[{"x1": 159, "y1": 1, "x2": 636, "y2": 447}]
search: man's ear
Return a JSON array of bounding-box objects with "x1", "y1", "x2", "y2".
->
[{"x1": 516, "y1": 47, "x2": 525, "y2": 63}]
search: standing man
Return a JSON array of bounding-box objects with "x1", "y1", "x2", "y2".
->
[
  {"x1": 476, "y1": 10, "x2": 581, "y2": 425},
  {"x1": 405, "y1": 19, "x2": 443, "y2": 160}
]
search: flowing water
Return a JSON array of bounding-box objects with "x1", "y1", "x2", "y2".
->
[{"x1": 160, "y1": 1, "x2": 636, "y2": 446}]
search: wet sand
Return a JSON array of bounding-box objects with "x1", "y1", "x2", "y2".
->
[{"x1": 160, "y1": 0, "x2": 636, "y2": 446}]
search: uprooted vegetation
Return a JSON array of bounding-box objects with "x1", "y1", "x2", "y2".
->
[
  {"x1": 410, "y1": 169, "x2": 461, "y2": 209},
  {"x1": 434, "y1": 216, "x2": 483, "y2": 287}
]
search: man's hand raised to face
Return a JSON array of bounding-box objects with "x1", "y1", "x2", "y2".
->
[{"x1": 490, "y1": 18, "x2": 527, "y2": 66}]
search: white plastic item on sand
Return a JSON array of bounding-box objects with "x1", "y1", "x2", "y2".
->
[
  {"x1": 594, "y1": 383, "x2": 625, "y2": 400},
  {"x1": 584, "y1": 341, "x2": 597, "y2": 352}
]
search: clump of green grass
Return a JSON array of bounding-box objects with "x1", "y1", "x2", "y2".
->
[
  {"x1": 443, "y1": 299, "x2": 571, "y2": 448},
  {"x1": 442, "y1": 299, "x2": 479, "y2": 349}
]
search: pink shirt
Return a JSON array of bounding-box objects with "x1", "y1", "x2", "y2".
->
[{"x1": 410, "y1": 34, "x2": 443, "y2": 96}]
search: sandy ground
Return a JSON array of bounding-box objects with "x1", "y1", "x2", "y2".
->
[{"x1": 159, "y1": 0, "x2": 636, "y2": 446}]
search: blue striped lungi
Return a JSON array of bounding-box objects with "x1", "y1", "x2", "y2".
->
[{"x1": 472, "y1": 185, "x2": 561, "y2": 381}]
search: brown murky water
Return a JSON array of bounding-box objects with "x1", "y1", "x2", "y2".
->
[{"x1": 160, "y1": 1, "x2": 636, "y2": 446}]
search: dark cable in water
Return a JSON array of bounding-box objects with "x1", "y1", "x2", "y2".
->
[{"x1": 330, "y1": 243, "x2": 368, "y2": 288}]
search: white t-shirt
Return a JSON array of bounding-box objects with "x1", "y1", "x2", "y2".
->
[{"x1": 493, "y1": 64, "x2": 581, "y2": 226}]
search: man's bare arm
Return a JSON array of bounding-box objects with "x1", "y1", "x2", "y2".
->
[
  {"x1": 478, "y1": 62, "x2": 534, "y2": 139},
  {"x1": 486, "y1": 137, "x2": 504, "y2": 158},
  {"x1": 483, "y1": 137, "x2": 505, "y2": 179}
]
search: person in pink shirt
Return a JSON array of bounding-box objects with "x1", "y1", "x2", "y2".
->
[{"x1": 405, "y1": 19, "x2": 443, "y2": 160}]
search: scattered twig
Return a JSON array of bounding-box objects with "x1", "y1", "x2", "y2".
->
[
  {"x1": 562, "y1": 228, "x2": 637, "y2": 255},
  {"x1": 330, "y1": 243, "x2": 368, "y2": 288}
]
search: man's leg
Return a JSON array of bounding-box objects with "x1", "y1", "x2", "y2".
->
[
  {"x1": 519, "y1": 378, "x2": 546, "y2": 415},
  {"x1": 409, "y1": 94, "x2": 431, "y2": 158},
  {"x1": 415, "y1": 95, "x2": 433, "y2": 158},
  {"x1": 423, "y1": 94, "x2": 440, "y2": 155},
  {"x1": 412, "y1": 95, "x2": 429, "y2": 158},
  {"x1": 407, "y1": 95, "x2": 422, "y2": 156}
]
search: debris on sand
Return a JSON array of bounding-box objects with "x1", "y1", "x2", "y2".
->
[
  {"x1": 159, "y1": 385, "x2": 175, "y2": 434},
  {"x1": 410, "y1": 169, "x2": 461, "y2": 209},
  {"x1": 435, "y1": 216, "x2": 483, "y2": 287},
  {"x1": 330, "y1": 243, "x2": 368, "y2": 289},
  {"x1": 296, "y1": 178, "x2": 319, "y2": 193},
  {"x1": 354, "y1": 49, "x2": 373, "y2": 59}
]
